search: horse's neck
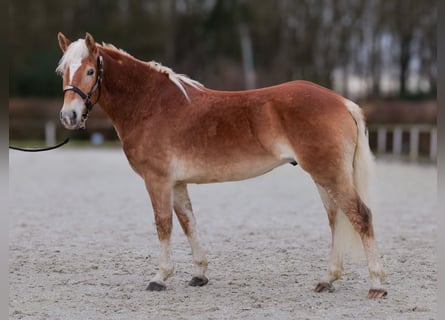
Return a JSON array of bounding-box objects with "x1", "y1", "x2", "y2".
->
[{"x1": 98, "y1": 49, "x2": 162, "y2": 136}]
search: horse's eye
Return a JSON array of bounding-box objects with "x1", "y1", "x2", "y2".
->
[{"x1": 87, "y1": 69, "x2": 94, "y2": 76}]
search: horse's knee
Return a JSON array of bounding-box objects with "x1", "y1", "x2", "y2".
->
[{"x1": 154, "y1": 213, "x2": 173, "y2": 240}]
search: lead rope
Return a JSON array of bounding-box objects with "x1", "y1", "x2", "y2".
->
[{"x1": 9, "y1": 136, "x2": 71, "y2": 152}]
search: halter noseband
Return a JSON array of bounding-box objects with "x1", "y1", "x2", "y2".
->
[{"x1": 63, "y1": 55, "x2": 104, "y2": 117}]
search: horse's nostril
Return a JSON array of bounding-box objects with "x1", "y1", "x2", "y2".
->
[{"x1": 72, "y1": 111, "x2": 77, "y2": 119}]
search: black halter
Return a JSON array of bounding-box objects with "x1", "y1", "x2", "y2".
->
[
  {"x1": 9, "y1": 56, "x2": 104, "y2": 152},
  {"x1": 63, "y1": 55, "x2": 104, "y2": 116}
]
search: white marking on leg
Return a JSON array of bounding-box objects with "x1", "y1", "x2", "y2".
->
[
  {"x1": 187, "y1": 217, "x2": 208, "y2": 278},
  {"x1": 150, "y1": 239, "x2": 175, "y2": 284},
  {"x1": 319, "y1": 232, "x2": 345, "y2": 284},
  {"x1": 173, "y1": 185, "x2": 208, "y2": 279},
  {"x1": 316, "y1": 185, "x2": 344, "y2": 284},
  {"x1": 363, "y1": 236, "x2": 385, "y2": 289}
]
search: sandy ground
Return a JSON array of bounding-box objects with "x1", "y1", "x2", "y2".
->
[{"x1": 9, "y1": 149, "x2": 437, "y2": 320}]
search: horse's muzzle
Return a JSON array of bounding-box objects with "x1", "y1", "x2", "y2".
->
[{"x1": 60, "y1": 110, "x2": 80, "y2": 129}]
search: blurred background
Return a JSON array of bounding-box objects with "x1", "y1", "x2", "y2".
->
[{"x1": 9, "y1": 0, "x2": 437, "y2": 161}]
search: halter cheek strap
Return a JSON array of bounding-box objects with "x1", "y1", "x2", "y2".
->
[{"x1": 63, "y1": 55, "x2": 103, "y2": 113}]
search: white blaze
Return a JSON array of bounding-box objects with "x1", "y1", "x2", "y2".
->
[{"x1": 68, "y1": 62, "x2": 82, "y2": 83}]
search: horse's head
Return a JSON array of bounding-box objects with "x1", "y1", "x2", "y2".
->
[{"x1": 57, "y1": 32, "x2": 103, "y2": 129}]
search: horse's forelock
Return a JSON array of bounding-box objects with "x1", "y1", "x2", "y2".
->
[{"x1": 56, "y1": 39, "x2": 89, "y2": 75}]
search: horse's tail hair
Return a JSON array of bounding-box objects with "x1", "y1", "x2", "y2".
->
[
  {"x1": 338, "y1": 99, "x2": 376, "y2": 259},
  {"x1": 345, "y1": 99, "x2": 375, "y2": 206}
]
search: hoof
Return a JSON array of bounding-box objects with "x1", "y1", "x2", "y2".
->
[
  {"x1": 189, "y1": 276, "x2": 209, "y2": 287},
  {"x1": 146, "y1": 281, "x2": 166, "y2": 291},
  {"x1": 314, "y1": 282, "x2": 335, "y2": 293},
  {"x1": 368, "y1": 288, "x2": 387, "y2": 299}
]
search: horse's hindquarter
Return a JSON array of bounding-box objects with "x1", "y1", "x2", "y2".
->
[{"x1": 270, "y1": 81, "x2": 358, "y2": 176}]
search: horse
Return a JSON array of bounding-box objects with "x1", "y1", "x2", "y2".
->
[{"x1": 56, "y1": 32, "x2": 387, "y2": 299}]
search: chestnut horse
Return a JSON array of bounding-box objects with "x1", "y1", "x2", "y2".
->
[{"x1": 56, "y1": 32, "x2": 386, "y2": 299}]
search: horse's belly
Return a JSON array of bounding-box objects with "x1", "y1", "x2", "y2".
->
[{"x1": 173, "y1": 156, "x2": 289, "y2": 184}]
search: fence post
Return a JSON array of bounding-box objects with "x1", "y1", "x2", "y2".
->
[
  {"x1": 409, "y1": 126, "x2": 419, "y2": 161},
  {"x1": 45, "y1": 121, "x2": 56, "y2": 146},
  {"x1": 430, "y1": 127, "x2": 437, "y2": 160},
  {"x1": 393, "y1": 126, "x2": 403, "y2": 156},
  {"x1": 377, "y1": 127, "x2": 387, "y2": 154}
]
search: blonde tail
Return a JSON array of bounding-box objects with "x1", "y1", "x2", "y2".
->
[
  {"x1": 345, "y1": 99, "x2": 375, "y2": 206},
  {"x1": 336, "y1": 99, "x2": 376, "y2": 259}
]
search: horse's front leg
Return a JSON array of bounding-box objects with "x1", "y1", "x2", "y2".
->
[
  {"x1": 173, "y1": 184, "x2": 208, "y2": 286},
  {"x1": 144, "y1": 177, "x2": 175, "y2": 291}
]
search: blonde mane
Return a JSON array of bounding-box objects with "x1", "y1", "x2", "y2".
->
[
  {"x1": 146, "y1": 61, "x2": 203, "y2": 102},
  {"x1": 57, "y1": 38, "x2": 203, "y2": 102}
]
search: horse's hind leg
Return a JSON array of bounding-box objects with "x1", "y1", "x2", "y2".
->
[
  {"x1": 322, "y1": 181, "x2": 387, "y2": 299},
  {"x1": 173, "y1": 184, "x2": 208, "y2": 286},
  {"x1": 314, "y1": 184, "x2": 344, "y2": 293}
]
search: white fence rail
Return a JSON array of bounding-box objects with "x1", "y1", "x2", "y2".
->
[{"x1": 368, "y1": 124, "x2": 436, "y2": 161}]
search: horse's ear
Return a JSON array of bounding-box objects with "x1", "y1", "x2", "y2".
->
[
  {"x1": 85, "y1": 32, "x2": 97, "y2": 55},
  {"x1": 58, "y1": 32, "x2": 71, "y2": 52}
]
